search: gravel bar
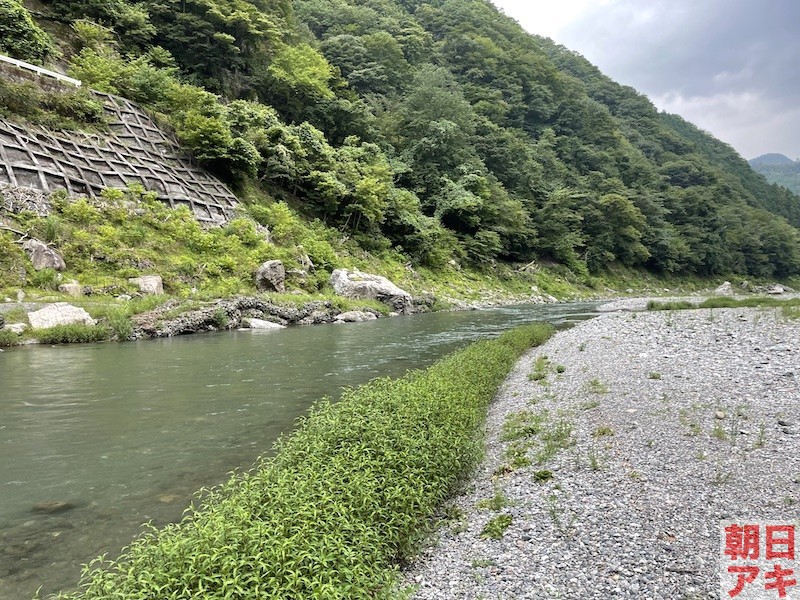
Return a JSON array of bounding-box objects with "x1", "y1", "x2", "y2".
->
[{"x1": 403, "y1": 307, "x2": 800, "y2": 599}]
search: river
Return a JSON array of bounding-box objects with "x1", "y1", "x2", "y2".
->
[{"x1": 0, "y1": 302, "x2": 597, "y2": 599}]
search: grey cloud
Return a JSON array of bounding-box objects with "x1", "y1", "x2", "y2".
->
[{"x1": 554, "y1": 0, "x2": 800, "y2": 158}]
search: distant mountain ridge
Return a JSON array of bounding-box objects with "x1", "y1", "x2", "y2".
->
[
  {"x1": 750, "y1": 153, "x2": 795, "y2": 166},
  {"x1": 750, "y1": 154, "x2": 800, "y2": 195}
]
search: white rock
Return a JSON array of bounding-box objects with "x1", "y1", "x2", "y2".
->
[
  {"x1": 5, "y1": 323, "x2": 26, "y2": 334},
  {"x1": 27, "y1": 303, "x2": 96, "y2": 329},
  {"x1": 22, "y1": 239, "x2": 66, "y2": 271},
  {"x1": 334, "y1": 311, "x2": 378, "y2": 323},
  {"x1": 330, "y1": 269, "x2": 412, "y2": 314},
  {"x1": 242, "y1": 318, "x2": 285, "y2": 330},
  {"x1": 128, "y1": 275, "x2": 163, "y2": 295},
  {"x1": 715, "y1": 281, "x2": 733, "y2": 296},
  {"x1": 254, "y1": 260, "x2": 286, "y2": 293}
]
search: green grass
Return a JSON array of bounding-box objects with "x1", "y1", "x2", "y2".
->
[
  {"x1": 59, "y1": 323, "x2": 554, "y2": 599},
  {"x1": 528, "y1": 354, "x2": 550, "y2": 382},
  {"x1": 647, "y1": 296, "x2": 800, "y2": 311},
  {"x1": 0, "y1": 329, "x2": 21, "y2": 347},
  {"x1": 480, "y1": 514, "x2": 513, "y2": 539},
  {"x1": 33, "y1": 323, "x2": 110, "y2": 344},
  {"x1": 591, "y1": 425, "x2": 615, "y2": 438},
  {"x1": 586, "y1": 379, "x2": 610, "y2": 394},
  {"x1": 500, "y1": 410, "x2": 544, "y2": 441},
  {"x1": 536, "y1": 418, "x2": 575, "y2": 463},
  {"x1": 476, "y1": 488, "x2": 511, "y2": 511},
  {"x1": 532, "y1": 470, "x2": 553, "y2": 483}
]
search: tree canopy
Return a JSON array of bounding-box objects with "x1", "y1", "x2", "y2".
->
[{"x1": 23, "y1": 0, "x2": 800, "y2": 277}]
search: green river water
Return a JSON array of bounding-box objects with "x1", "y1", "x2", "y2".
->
[{"x1": 0, "y1": 302, "x2": 597, "y2": 599}]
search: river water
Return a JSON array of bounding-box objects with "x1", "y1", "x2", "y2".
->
[{"x1": 0, "y1": 302, "x2": 597, "y2": 599}]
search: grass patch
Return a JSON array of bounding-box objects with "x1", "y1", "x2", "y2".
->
[
  {"x1": 480, "y1": 514, "x2": 513, "y2": 539},
  {"x1": 592, "y1": 425, "x2": 615, "y2": 438},
  {"x1": 783, "y1": 306, "x2": 800, "y2": 320},
  {"x1": 500, "y1": 410, "x2": 544, "y2": 441},
  {"x1": 528, "y1": 354, "x2": 550, "y2": 382},
  {"x1": 33, "y1": 323, "x2": 110, "y2": 344},
  {"x1": 59, "y1": 323, "x2": 554, "y2": 599},
  {"x1": 648, "y1": 296, "x2": 800, "y2": 311},
  {"x1": 0, "y1": 329, "x2": 21, "y2": 347},
  {"x1": 536, "y1": 418, "x2": 575, "y2": 463},
  {"x1": 586, "y1": 378, "x2": 610, "y2": 394},
  {"x1": 476, "y1": 488, "x2": 511, "y2": 511}
]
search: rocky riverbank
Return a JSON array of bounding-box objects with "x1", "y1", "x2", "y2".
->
[{"x1": 403, "y1": 305, "x2": 800, "y2": 599}]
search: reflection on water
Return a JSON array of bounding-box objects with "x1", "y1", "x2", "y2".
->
[{"x1": 0, "y1": 302, "x2": 597, "y2": 598}]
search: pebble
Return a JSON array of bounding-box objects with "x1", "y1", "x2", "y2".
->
[{"x1": 403, "y1": 307, "x2": 800, "y2": 599}]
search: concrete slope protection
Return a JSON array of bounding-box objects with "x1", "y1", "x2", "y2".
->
[{"x1": 0, "y1": 78, "x2": 237, "y2": 224}]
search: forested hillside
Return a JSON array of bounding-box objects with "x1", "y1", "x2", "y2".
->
[{"x1": 4, "y1": 0, "x2": 800, "y2": 279}]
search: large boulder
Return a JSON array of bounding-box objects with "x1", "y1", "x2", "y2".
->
[
  {"x1": 715, "y1": 281, "x2": 734, "y2": 296},
  {"x1": 330, "y1": 269, "x2": 412, "y2": 314},
  {"x1": 255, "y1": 260, "x2": 286, "y2": 293},
  {"x1": 27, "y1": 303, "x2": 96, "y2": 329},
  {"x1": 242, "y1": 317, "x2": 285, "y2": 330},
  {"x1": 334, "y1": 310, "x2": 379, "y2": 323},
  {"x1": 22, "y1": 239, "x2": 66, "y2": 271},
  {"x1": 128, "y1": 275, "x2": 164, "y2": 295},
  {"x1": 768, "y1": 284, "x2": 785, "y2": 295},
  {"x1": 58, "y1": 282, "x2": 82, "y2": 298}
]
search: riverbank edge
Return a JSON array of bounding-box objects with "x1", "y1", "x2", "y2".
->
[
  {"x1": 55, "y1": 323, "x2": 554, "y2": 599},
  {"x1": 2, "y1": 273, "x2": 796, "y2": 347}
]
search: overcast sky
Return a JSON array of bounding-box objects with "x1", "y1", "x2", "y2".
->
[{"x1": 490, "y1": 0, "x2": 800, "y2": 161}]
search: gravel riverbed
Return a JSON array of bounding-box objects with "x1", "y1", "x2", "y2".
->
[{"x1": 403, "y1": 306, "x2": 800, "y2": 599}]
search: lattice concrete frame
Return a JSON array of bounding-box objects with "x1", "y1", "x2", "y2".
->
[{"x1": 0, "y1": 91, "x2": 238, "y2": 224}]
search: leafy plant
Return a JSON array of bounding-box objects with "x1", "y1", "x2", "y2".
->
[
  {"x1": 536, "y1": 418, "x2": 575, "y2": 463},
  {"x1": 0, "y1": 328, "x2": 20, "y2": 347},
  {"x1": 33, "y1": 323, "x2": 109, "y2": 344},
  {"x1": 532, "y1": 470, "x2": 553, "y2": 483},
  {"x1": 586, "y1": 379, "x2": 610, "y2": 394},
  {"x1": 480, "y1": 514, "x2": 513, "y2": 539},
  {"x1": 476, "y1": 488, "x2": 510, "y2": 511}
]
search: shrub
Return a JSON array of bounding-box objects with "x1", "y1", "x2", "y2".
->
[
  {"x1": 103, "y1": 308, "x2": 133, "y2": 340},
  {"x1": 33, "y1": 323, "x2": 109, "y2": 344},
  {"x1": 0, "y1": 0, "x2": 52, "y2": 63},
  {"x1": 0, "y1": 328, "x2": 20, "y2": 347},
  {"x1": 60, "y1": 323, "x2": 554, "y2": 599}
]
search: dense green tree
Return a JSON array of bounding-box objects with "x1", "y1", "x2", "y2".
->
[
  {"x1": 19, "y1": 0, "x2": 800, "y2": 278},
  {"x1": 0, "y1": 0, "x2": 53, "y2": 63}
]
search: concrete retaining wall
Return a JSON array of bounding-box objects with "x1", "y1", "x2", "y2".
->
[{"x1": 0, "y1": 88, "x2": 238, "y2": 224}]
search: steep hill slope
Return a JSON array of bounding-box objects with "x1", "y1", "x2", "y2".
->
[{"x1": 2, "y1": 0, "x2": 800, "y2": 285}]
